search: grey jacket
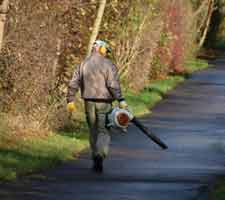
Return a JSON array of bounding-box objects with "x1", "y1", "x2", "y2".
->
[{"x1": 67, "y1": 53, "x2": 124, "y2": 103}]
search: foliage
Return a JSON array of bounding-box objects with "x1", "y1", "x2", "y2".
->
[
  {"x1": 0, "y1": 0, "x2": 99, "y2": 131},
  {"x1": 0, "y1": 1, "x2": 210, "y2": 141},
  {"x1": 185, "y1": 58, "x2": 210, "y2": 72}
]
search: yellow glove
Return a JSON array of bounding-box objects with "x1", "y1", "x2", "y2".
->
[
  {"x1": 119, "y1": 100, "x2": 128, "y2": 109},
  {"x1": 67, "y1": 102, "x2": 76, "y2": 113}
]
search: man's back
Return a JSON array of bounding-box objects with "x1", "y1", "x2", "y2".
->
[{"x1": 81, "y1": 53, "x2": 120, "y2": 102}]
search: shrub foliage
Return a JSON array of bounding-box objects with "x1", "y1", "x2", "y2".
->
[{"x1": 0, "y1": 0, "x2": 214, "y2": 133}]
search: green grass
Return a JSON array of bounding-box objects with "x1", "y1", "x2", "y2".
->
[
  {"x1": 185, "y1": 59, "x2": 209, "y2": 73},
  {"x1": 0, "y1": 125, "x2": 88, "y2": 181},
  {"x1": 0, "y1": 58, "x2": 208, "y2": 181}
]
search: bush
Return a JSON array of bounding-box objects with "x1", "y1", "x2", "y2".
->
[{"x1": 0, "y1": 0, "x2": 200, "y2": 133}]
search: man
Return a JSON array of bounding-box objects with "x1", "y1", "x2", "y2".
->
[{"x1": 67, "y1": 40, "x2": 128, "y2": 173}]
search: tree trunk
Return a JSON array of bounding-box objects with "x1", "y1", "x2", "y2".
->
[
  {"x1": 52, "y1": 38, "x2": 61, "y2": 77},
  {"x1": 87, "y1": 0, "x2": 106, "y2": 57},
  {"x1": 0, "y1": 0, "x2": 9, "y2": 52},
  {"x1": 198, "y1": 0, "x2": 215, "y2": 48}
]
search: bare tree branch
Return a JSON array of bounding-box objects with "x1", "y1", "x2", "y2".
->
[
  {"x1": 198, "y1": 0, "x2": 215, "y2": 48},
  {"x1": 87, "y1": 0, "x2": 107, "y2": 57},
  {"x1": 0, "y1": 0, "x2": 9, "y2": 52}
]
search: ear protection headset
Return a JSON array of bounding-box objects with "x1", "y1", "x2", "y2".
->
[
  {"x1": 99, "y1": 45, "x2": 107, "y2": 55},
  {"x1": 94, "y1": 40, "x2": 109, "y2": 55}
]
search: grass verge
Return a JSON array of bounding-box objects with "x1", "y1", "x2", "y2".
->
[
  {"x1": 0, "y1": 58, "x2": 208, "y2": 181},
  {"x1": 185, "y1": 58, "x2": 209, "y2": 73},
  {"x1": 0, "y1": 119, "x2": 88, "y2": 181}
]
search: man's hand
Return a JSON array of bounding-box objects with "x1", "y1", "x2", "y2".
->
[
  {"x1": 67, "y1": 102, "x2": 76, "y2": 113},
  {"x1": 119, "y1": 100, "x2": 128, "y2": 109}
]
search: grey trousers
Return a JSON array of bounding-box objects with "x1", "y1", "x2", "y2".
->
[{"x1": 85, "y1": 101, "x2": 112, "y2": 159}]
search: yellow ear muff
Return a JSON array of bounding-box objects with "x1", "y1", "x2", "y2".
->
[{"x1": 99, "y1": 46, "x2": 107, "y2": 55}]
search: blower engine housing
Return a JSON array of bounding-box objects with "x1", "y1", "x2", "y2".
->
[{"x1": 107, "y1": 107, "x2": 134, "y2": 130}]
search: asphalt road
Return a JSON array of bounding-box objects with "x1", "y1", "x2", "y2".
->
[{"x1": 1, "y1": 58, "x2": 225, "y2": 200}]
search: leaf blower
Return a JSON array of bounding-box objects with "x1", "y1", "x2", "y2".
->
[{"x1": 107, "y1": 107, "x2": 168, "y2": 150}]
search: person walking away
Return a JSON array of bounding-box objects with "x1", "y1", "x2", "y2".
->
[{"x1": 66, "y1": 40, "x2": 128, "y2": 173}]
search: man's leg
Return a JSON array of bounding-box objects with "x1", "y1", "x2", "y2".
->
[
  {"x1": 95, "y1": 102, "x2": 112, "y2": 159},
  {"x1": 85, "y1": 101, "x2": 112, "y2": 172},
  {"x1": 84, "y1": 101, "x2": 98, "y2": 158}
]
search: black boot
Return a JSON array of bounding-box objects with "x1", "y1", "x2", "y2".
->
[{"x1": 92, "y1": 155, "x2": 103, "y2": 173}]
